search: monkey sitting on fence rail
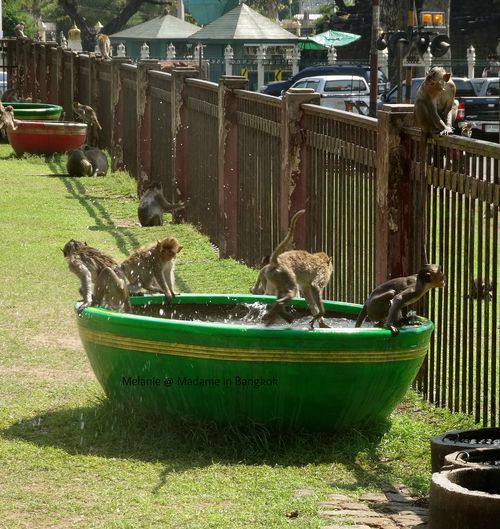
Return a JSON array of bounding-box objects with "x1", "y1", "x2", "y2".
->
[{"x1": 414, "y1": 66, "x2": 457, "y2": 136}]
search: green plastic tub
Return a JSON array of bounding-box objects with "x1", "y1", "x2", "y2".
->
[
  {"x1": 4, "y1": 102, "x2": 63, "y2": 121},
  {"x1": 77, "y1": 294, "x2": 433, "y2": 431}
]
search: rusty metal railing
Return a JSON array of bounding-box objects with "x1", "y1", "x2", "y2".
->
[
  {"x1": 409, "y1": 131, "x2": 500, "y2": 426},
  {"x1": 302, "y1": 106, "x2": 378, "y2": 304}
]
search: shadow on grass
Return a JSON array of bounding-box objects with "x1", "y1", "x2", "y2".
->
[
  {"x1": 1, "y1": 397, "x2": 393, "y2": 493},
  {"x1": 56, "y1": 173, "x2": 141, "y2": 258}
]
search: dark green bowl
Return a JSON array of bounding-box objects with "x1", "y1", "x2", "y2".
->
[
  {"x1": 4, "y1": 102, "x2": 63, "y2": 121},
  {"x1": 77, "y1": 294, "x2": 433, "y2": 431}
]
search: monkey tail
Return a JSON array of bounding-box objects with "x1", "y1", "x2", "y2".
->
[
  {"x1": 270, "y1": 209, "x2": 305, "y2": 265},
  {"x1": 354, "y1": 304, "x2": 367, "y2": 328}
]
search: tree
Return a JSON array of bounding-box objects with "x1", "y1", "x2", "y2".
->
[
  {"x1": 2, "y1": 0, "x2": 38, "y2": 37},
  {"x1": 57, "y1": 0, "x2": 175, "y2": 50}
]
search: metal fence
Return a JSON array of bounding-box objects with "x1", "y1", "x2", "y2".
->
[
  {"x1": 235, "y1": 92, "x2": 282, "y2": 267},
  {"x1": 5, "y1": 38, "x2": 500, "y2": 426},
  {"x1": 185, "y1": 78, "x2": 219, "y2": 242},
  {"x1": 408, "y1": 133, "x2": 500, "y2": 425}
]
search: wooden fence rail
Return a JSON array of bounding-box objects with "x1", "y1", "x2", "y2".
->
[{"x1": 3, "y1": 38, "x2": 500, "y2": 426}]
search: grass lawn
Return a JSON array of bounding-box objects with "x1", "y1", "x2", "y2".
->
[{"x1": 0, "y1": 144, "x2": 476, "y2": 529}]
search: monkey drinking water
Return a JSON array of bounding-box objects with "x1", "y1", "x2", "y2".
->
[
  {"x1": 355, "y1": 264, "x2": 446, "y2": 336},
  {"x1": 255, "y1": 210, "x2": 333, "y2": 329},
  {"x1": 120, "y1": 236, "x2": 183, "y2": 301},
  {"x1": 138, "y1": 182, "x2": 185, "y2": 227},
  {"x1": 63, "y1": 239, "x2": 130, "y2": 313},
  {"x1": 414, "y1": 67, "x2": 456, "y2": 136}
]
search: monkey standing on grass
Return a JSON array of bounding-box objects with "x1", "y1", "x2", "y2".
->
[
  {"x1": 355, "y1": 264, "x2": 446, "y2": 336},
  {"x1": 414, "y1": 67, "x2": 456, "y2": 135},
  {"x1": 138, "y1": 182, "x2": 185, "y2": 227}
]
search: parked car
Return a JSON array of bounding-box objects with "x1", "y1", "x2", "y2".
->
[
  {"x1": 463, "y1": 78, "x2": 499, "y2": 135},
  {"x1": 260, "y1": 64, "x2": 389, "y2": 96},
  {"x1": 289, "y1": 75, "x2": 371, "y2": 112}
]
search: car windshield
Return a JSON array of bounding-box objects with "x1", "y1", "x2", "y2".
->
[
  {"x1": 324, "y1": 79, "x2": 366, "y2": 92},
  {"x1": 485, "y1": 79, "x2": 499, "y2": 96},
  {"x1": 454, "y1": 80, "x2": 476, "y2": 97},
  {"x1": 294, "y1": 79, "x2": 321, "y2": 90}
]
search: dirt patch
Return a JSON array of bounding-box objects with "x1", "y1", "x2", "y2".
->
[
  {"x1": 320, "y1": 484, "x2": 428, "y2": 529},
  {"x1": 32, "y1": 332, "x2": 83, "y2": 351},
  {"x1": 112, "y1": 218, "x2": 140, "y2": 228}
]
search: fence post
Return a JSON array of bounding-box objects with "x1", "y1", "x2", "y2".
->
[
  {"x1": 32, "y1": 42, "x2": 40, "y2": 101},
  {"x1": 110, "y1": 58, "x2": 131, "y2": 171},
  {"x1": 171, "y1": 67, "x2": 199, "y2": 220},
  {"x1": 48, "y1": 46, "x2": 62, "y2": 104},
  {"x1": 279, "y1": 88, "x2": 320, "y2": 249},
  {"x1": 375, "y1": 104, "x2": 415, "y2": 284},
  {"x1": 90, "y1": 55, "x2": 100, "y2": 118},
  {"x1": 217, "y1": 75, "x2": 248, "y2": 258},
  {"x1": 38, "y1": 44, "x2": 47, "y2": 102},
  {"x1": 136, "y1": 59, "x2": 160, "y2": 192}
]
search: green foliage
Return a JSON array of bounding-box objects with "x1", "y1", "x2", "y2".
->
[{"x1": 2, "y1": 3, "x2": 37, "y2": 37}]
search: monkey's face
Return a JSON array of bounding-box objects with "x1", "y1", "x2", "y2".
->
[
  {"x1": 425, "y1": 67, "x2": 449, "y2": 96},
  {"x1": 422, "y1": 264, "x2": 446, "y2": 288},
  {"x1": 158, "y1": 238, "x2": 182, "y2": 262}
]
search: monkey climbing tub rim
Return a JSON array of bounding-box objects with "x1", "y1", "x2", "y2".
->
[
  {"x1": 76, "y1": 293, "x2": 434, "y2": 430},
  {"x1": 3, "y1": 102, "x2": 63, "y2": 120},
  {"x1": 78, "y1": 293, "x2": 434, "y2": 348}
]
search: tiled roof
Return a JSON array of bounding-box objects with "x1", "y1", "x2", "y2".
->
[
  {"x1": 190, "y1": 4, "x2": 298, "y2": 43},
  {"x1": 110, "y1": 14, "x2": 199, "y2": 40}
]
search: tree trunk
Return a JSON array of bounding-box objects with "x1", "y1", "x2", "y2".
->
[{"x1": 58, "y1": 0, "x2": 152, "y2": 51}]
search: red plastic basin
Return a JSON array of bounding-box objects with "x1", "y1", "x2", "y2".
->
[{"x1": 7, "y1": 120, "x2": 87, "y2": 155}]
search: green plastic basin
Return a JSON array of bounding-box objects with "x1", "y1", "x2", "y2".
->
[
  {"x1": 4, "y1": 102, "x2": 63, "y2": 121},
  {"x1": 77, "y1": 294, "x2": 433, "y2": 431}
]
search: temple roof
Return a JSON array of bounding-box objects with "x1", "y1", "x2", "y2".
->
[
  {"x1": 190, "y1": 4, "x2": 298, "y2": 44},
  {"x1": 110, "y1": 14, "x2": 199, "y2": 40}
]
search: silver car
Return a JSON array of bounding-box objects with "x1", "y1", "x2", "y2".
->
[{"x1": 289, "y1": 74, "x2": 371, "y2": 113}]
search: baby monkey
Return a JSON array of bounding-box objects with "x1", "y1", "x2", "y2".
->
[
  {"x1": 121, "y1": 236, "x2": 182, "y2": 301},
  {"x1": 257, "y1": 210, "x2": 333, "y2": 329},
  {"x1": 63, "y1": 239, "x2": 131, "y2": 313},
  {"x1": 355, "y1": 264, "x2": 446, "y2": 336}
]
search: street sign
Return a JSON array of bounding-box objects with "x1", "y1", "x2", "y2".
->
[
  {"x1": 240, "y1": 67, "x2": 248, "y2": 79},
  {"x1": 402, "y1": 43, "x2": 426, "y2": 67},
  {"x1": 274, "y1": 69, "x2": 282, "y2": 81}
]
